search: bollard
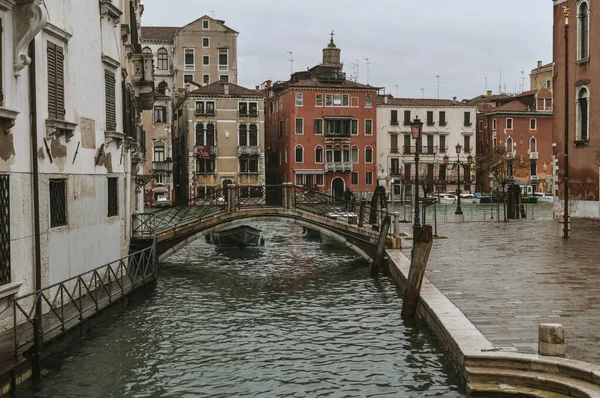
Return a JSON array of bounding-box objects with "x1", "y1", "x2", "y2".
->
[
  {"x1": 393, "y1": 211, "x2": 400, "y2": 238},
  {"x1": 538, "y1": 323, "x2": 565, "y2": 356},
  {"x1": 228, "y1": 184, "x2": 236, "y2": 213},
  {"x1": 282, "y1": 183, "x2": 289, "y2": 209}
]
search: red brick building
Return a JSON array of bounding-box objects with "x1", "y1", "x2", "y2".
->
[
  {"x1": 553, "y1": 0, "x2": 599, "y2": 218},
  {"x1": 264, "y1": 37, "x2": 378, "y2": 198},
  {"x1": 473, "y1": 89, "x2": 553, "y2": 193}
]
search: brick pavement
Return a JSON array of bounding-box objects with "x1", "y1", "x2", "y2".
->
[{"x1": 400, "y1": 218, "x2": 600, "y2": 365}]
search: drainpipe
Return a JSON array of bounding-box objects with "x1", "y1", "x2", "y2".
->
[{"x1": 28, "y1": 40, "x2": 43, "y2": 381}]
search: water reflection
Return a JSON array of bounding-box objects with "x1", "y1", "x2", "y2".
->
[{"x1": 21, "y1": 222, "x2": 466, "y2": 397}]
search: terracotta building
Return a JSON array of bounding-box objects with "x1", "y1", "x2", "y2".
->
[
  {"x1": 530, "y1": 61, "x2": 553, "y2": 91},
  {"x1": 553, "y1": 0, "x2": 599, "y2": 218},
  {"x1": 264, "y1": 36, "x2": 378, "y2": 199},
  {"x1": 473, "y1": 89, "x2": 553, "y2": 193}
]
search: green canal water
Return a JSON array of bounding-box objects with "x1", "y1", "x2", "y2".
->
[{"x1": 20, "y1": 222, "x2": 467, "y2": 397}]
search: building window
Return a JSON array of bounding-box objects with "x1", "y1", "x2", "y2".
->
[
  {"x1": 202, "y1": 37, "x2": 210, "y2": 48},
  {"x1": 546, "y1": 79, "x2": 551, "y2": 89},
  {"x1": 184, "y1": 48, "x2": 195, "y2": 70},
  {"x1": 365, "y1": 119, "x2": 373, "y2": 136},
  {"x1": 295, "y1": 92, "x2": 303, "y2": 106},
  {"x1": 278, "y1": 120, "x2": 283, "y2": 138},
  {"x1": 315, "y1": 146, "x2": 323, "y2": 163},
  {"x1": 426, "y1": 111, "x2": 434, "y2": 126},
  {"x1": 391, "y1": 110, "x2": 399, "y2": 125},
  {"x1": 47, "y1": 41, "x2": 65, "y2": 121},
  {"x1": 157, "y1": 48, "x2": 169, "y2": 70},
  {"x1": 439, "y1": 135, "x2": 446, "y2": 153},
  {"x1": 248, "y1": 124, "x2": 258, "y2": 146},
  {"x1": 325, "y1": 94, "x2": 333, "y2": 107},
  {"x1": 530, "y1": 137, "x2": 537, "y2": 153},
  {"x1": 333, "y1": 93, "x2": 342, "y2": 106},
  {"x1": 314, "y1": 118, "x2": 323, "y2": 135},
  {"x1": 464, "y1": 135, "x2": 471, "y2": 153},
  {"x1": 576, "y1": 86, "x2": 590, "y2": 142},
  {"x1": 218, "y1": 49, "x2": 228, "y2": 71},
  {"x1": 316, "y1": 93, "x2": 323, "y2": 107},
  {"x1": 107, "y1": 177, "x2": 118, "y2": 217},
  {"x1": 50, "y1": 179, "x2": 67, "y2": 228},
  {"x1": 0, "y1": 175, "x2": 10, "y2": 286},
  {"x1": 351, "y1": 147, "x2": 358, "y2": 163},
  {"x1": 492, "y1": 118, "x2": 497, "y2": 130},
  {"x1": 184, "y1": 74, "x2": 194, "y2": 84},
  {"x1": 342, "y1": 94, "x2": 349, "y2": 107},
  {"x1": 197, "y1": 158, "x2": 215, "y2": 173},
  {"x1": 195, "y1": 122, "x2": 215, "y2": 146},
  {"x1": 295, "y1": 118, "x2": 304, "y2": 135},
  {"x1": 295, "y1": 145, "x2": 304, "y2": 163},
  {"x1": 220, "y1": 75, "x2": 229, "y2": 82},
  {"x1": 0, "y1": 18, "x2": 3, "y2": 106},
  {"x1": 506, "y1": 137, "x2": 514, "y2": 153},
  {"x1": 578, "y1": 1, "x2": 590, "y2": 60},
  {"x1": 351, "y1": 172, "x2": 359, "y2": 185},
  {"x1": 238, "y1": 101, "x2": 258, "y2": 116},
  {"x1": 506, "y1": 118, "x2": 513, "y2": 130},
  {"x1": 365, "y1": 146, "x2": 373, "y2": 163},
  {"x1": 142, "y1": 46, "x2": 152, "y2": 54},
  {"x1": 351, "y1": 97, "x2": 359, "y2": 107},
  {"x1": 316, "y1": 174, "x2": 324, "y2": 186},
  {"x1": 351, "y1": 119, "x2": 358, "y2": 136},
  {"x1": 366, "y1": 172, "x2": 373, "y2": 185},
  {"x1": 157, "y1": 81, "x2": 168, "y2": 95},
  {"x1": 365, "y1": 94, "x2": 373, "y2": 108},
  {"x1": 530, "y1": 118, "x2": 537, "y2": 130},
  {"x1": 154, "y1": 106, "x2": 166, "y2": 123},
  {"x1": 463, "y1": 112, "x2": 472, "y2": 126},
  {"x1": 478, "y1": 120, "x2": 483, "y2": 131},
  {"x1": 153, "y1": 145, "x2": 165, "y2": 162},
  {"x1": 403, "y1": 110, "x2": 411, "y2": 125},
  {"x1": 104, "y1": 70, "x2": 116, "y2": 131},
  {"x1": 439, "y1": 111, "x2": 446, "y2": 125},
  {"x1": 530, "y1": 159, "x2": 537, "y2": 177},
  {"x1": 202, "y1": 20, "x2": 209, "y2": 29},
  {"x1": 202, "y1": 74, "x2": 209, "y2": 84},
  {"x1": 203, "y1": 55, "x2": 209, "y2": 66}
]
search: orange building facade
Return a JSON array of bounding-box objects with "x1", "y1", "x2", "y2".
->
[{"x1": 264, "y1": 38, "x2": 378, "y2": 198}]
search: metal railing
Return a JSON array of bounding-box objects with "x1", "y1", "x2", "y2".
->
[
  {"x1": 236, "y1": 185, "x2": 283, "y2": 209},
  {"x1": 13, "y1": 244, "x2": 156, "y2": 358},
  {"x1": 325, "y1": 162, "x2": 352, "y2": 172}
]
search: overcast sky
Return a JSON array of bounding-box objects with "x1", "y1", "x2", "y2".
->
[{"x1": 142, "y1": 0, "x2": 553, "y2": 101}]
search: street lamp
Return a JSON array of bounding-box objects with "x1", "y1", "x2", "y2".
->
[
  {"x1": 444, "y1": 144, "x2": 473, "y2": 222},
  {"x1": 411, "y1": 117, "x2": 423, "y2": 244}
]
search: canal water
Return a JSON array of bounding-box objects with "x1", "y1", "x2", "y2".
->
[{"x1": 20, "y1": 222, "x2": 467, "y2": 397}]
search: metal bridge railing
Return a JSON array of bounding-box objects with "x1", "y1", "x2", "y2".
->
[
  {"x1": 12, "y1": 245, "x2": 157, "y2": 359},
  {"x1": 236, "y1": 185, "x2": 283, "y2": 209}
]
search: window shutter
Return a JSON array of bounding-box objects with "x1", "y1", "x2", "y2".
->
[
  {"x1": 105, "y1": 71, "x2": 116, "y2": 131},
  {"x1": 56, "y1": 46, "x2": 65, "y2": 120},
  {"x1": 47, "y1": 42, "x2": 57, "y2": 119},
  {"x1": 0, "y1": 19, "x2": 3, "y2": 104}
]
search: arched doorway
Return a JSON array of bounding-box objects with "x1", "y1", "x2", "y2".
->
[{"x1": 331, "y1": 177, "x2": 345, "y2": 199}]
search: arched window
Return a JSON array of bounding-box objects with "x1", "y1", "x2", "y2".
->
[
  {"x1": 195, "y1": 123, "x2": 205, "y2": 146},
  {"x1": 530, "y1": 137, "x2": 537, "y2": 153},
  {"x1": 315, "y1": 145, "x2": 323, "y2": 163},
  {"x1": 506, "y1": 137, "x2": 514, "y2": 153},
  {"x1": 578, "y1": 1, "x2": 590, "y2": 60},
  {"x1": 157, "y1": 81, "x2": 168, "y2": 95},
  {"x1": 295, "y1": 145, "x2": 304, "y2": 163},
  {"x1": 333, "y1": 145, "x2": 342, "y2": 163},
  {"x1": 351, "y1": 146, "x2": 359, "y2": 163},
  {"x1": 239, "y1": 123, "x2": 248, "y2": 146},
  {"x1": 576, "y1": 86, "x2": 589, "y2": 141},
  {"x1": 365, "y1": 146, "x2": 373, "y2": 163},
  {"x1": 142, "y1": 47, "x2": 152, "y2": 54},
  {"x1": 157, "y1": 48, "x2": 169, "y2": 70},
  {"x1": 249, "y1": 123, "x2": 258, "y2": 146},
  {"x1": 206, "y1": 123, "x2": 215, "y2": 146}
]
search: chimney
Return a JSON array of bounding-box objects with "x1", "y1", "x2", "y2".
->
[
  {"x1": 255, "y1": 85, "x2": 259, "y2": 90},
  {"x1": 486, "y1": 90, "x2": 492, "y2": 97},
  {"x1": 537, "y1": 60, "x2": 542, "y2": 69},
  {"x1": 384, "y1": 96, "x2": 388, "y2": 104},
  {"x1": 453, "y1": 96, "x2": 457, "y2": 104},
  {"x1": 224, "y1": 84, "x2": 229, "y2": 95}
]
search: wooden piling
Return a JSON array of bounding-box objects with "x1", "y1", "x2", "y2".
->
[
  {"x1": 401, "y1": 225, "x2": 433, "y2": 319},
  {"x1": 370, "y1": 215, "x2": 391, "y2": 278}
]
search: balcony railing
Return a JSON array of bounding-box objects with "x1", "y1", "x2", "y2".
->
[
  {"x1": 402, "y1": 146, "x2": 438, "y2": 155},
  {"x1": 390, "y1": 120, "x2": 399, "y2": 126},
  {"x1": 196, "y1": 145, "x2": 218, "y2": 156},
  {"x1": 238, "y1": 110, "x2": 259, "y2": 117},
  {"x1": 325, "y1": 162, "x2": 353, "y2": 172},
  {"x1": 238, "y1": 146, "x2": 260, "y2": 156},
  {"x1": 324, "y1": 132, "x2": 351, "y2": 139},
  {"x1": 195, "y1": 109, "x2": 216, "y2": 116},
  {"x1": 152, "y1": 161, "x2": 173, "y2": 172},
  {"x1": 389, "y1": 168, "x2": 402, "y2": 176}
]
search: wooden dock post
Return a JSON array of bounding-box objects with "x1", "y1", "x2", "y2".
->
[
  {"x1": 370, "y1": 215, "x2": 391, "y2": 278},
  {"x1": 401, "y1": 225, "x2": 433, "y2": 319}
]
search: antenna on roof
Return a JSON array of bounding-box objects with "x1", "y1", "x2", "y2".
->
[
  {"x1": 520, "y1": 70, "x2": 525, "y2": 93},
  {"x1": 352, "y1": 59, "x2": 360, "y2": 82},
  {"x1": 420, "y1": 87, "x2": 425, "y2": 98},
  {"x1": 485, "y1": 77, "x2": 488, "y2": 92},
  {"x1": 211, "y1": 10, "x2": 215, "y2": 18},
  {"x1": 499, "y1": 70, "x2": 502, "y2": 93},
  {"x1": 364, "y1": 58, "x2": 370, "y2": 85},
  {"x1": 287, "y1": 51, "x2": 294, "y2": 76},
  {"x1": 395, "y1": 84, "x2": 398, "y2": 97},
  {"x1": 435, "y1": 75, "x2": 443, "y2": 99}
]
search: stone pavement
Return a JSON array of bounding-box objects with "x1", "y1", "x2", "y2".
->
[{"x1": 399, "y1": 217, "x2": 600, "y2": 365}]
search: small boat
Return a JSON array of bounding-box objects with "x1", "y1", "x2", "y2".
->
[
  {"x1": 438, "y1": 193, "x2": 456, "y2": 204},
  {"x1": 303, "y1": 227, "x2": 321, "y2": 238},
  {"x1": 459, "y1": 193, "x2": 479, "y2": 204},
  {"x1": 211, "y1": 223, "x2": 263, "y2": 247},
  {"x1": 533, "y1": 192, "x2": 554, "y2": 202}
]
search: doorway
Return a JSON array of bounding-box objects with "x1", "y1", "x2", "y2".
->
[{"x1": 331, "y1": 177, "x2": 345, "y2": 199}]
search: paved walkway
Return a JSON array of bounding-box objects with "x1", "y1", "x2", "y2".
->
[{"x1": 400, "y1": 217, "x2": 600, "y2": 365}]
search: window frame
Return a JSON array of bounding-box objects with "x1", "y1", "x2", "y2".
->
[
  {"x1": 351, "y1": 119, "x2": 359, "y2": 136},
  {"x1": 295, "y1": 92, "x2": 303, "y2": 107},
  {"x1": 576, "y1": 85, "x2": 590, "y2": 142},
  {"x1": 157, "y1": 47, "x2": 169, "y2": 71},
  {"x1": 295, "y1": 117, "x2": 304, "y2": 135},
  {"x1": 316, "y1": 93, "x2": 323, "y2": 107},
  {"x1": 202, "y1": 20, "x2": 209, "y2": 29},
  {"x1": 351, "y1": 172, "x2": 359, "y2": 185},
  {"x1": 202, "y1": 74, "x2": 209, "y2": 84},
  {"x1": 365, "y1": 146, "x2": 373, "y2": 163},
  {"x1": 530, "y1": 137, "x2": 537, "y2": 153},
  {"x1": 314, "y1": 118, "x2": 323, "y2": 135},
  {"x1": 202, "y1": 37, "x2": 210, "y2": 48},
  {"x1": 530, "y1": 118, "x2": 537, "y2": 130},
  {"x1": 107, "y1": 177, "x2": 119, "y2": 218},
  {"x1": 315, "y1": 146, "x2": 324, "y2": 163},
  {"x1": 153, "y1": 145, "x2": 165, "y2": 162},
  {"x1": 104, "y1": 70, "x2": 116, "y2": 131},
  {"x1": 577, "y1": 0, "x2": 590, "y2": 61},
  {"x1": 153, "y1": 106, "x2": 167, "y2": 124},
  {"x1": 294, "y1": 145, "x2": 304, "y2": 164},
  {"x1": 492, "y1": 118, "x2": 497, "y2": 130},
  {"x1": 364, "y1": 119, "x2": 373, "y2": 136},
  {"x1": 47, "y1": 41, "x2": 65, "y2": 121},
  {"x1": 184, "y1": 48, "x2": 195, "y2": 71},
  {"x1": 506, "y1": 118, "x2": 513, "y2": 130},
  {"x1": 184, "y1": 74, "x2": 194, "y2": 84},
  {"x1": 366, "y1": 171, "x2": 373, "y2": 185},
  {"x1": 49, "y1": 178, "x2": 68, "y2": 228},
  {"x1": 202, "y1": 55, "x2": 210, "y2": 66},
  {"x1": 365, "y1": 94, "x2": 373, "y2": 108}
]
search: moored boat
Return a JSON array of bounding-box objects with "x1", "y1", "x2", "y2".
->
[{"x1": 211, "y1": 223, "x2": 263, "y2": 247}]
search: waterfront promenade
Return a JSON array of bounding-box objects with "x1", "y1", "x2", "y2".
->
[{"x1": 400, "y1": 217, "x2": 600, "y2": 365}]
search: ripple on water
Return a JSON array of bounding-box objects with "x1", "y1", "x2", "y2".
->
[{"x1": 21, "y1": 222, "x2": 466, "y2": 397}]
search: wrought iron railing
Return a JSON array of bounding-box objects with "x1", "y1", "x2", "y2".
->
[
  {"x1": 236, "y1": 185, "x2": 283, "y2": 209},
  {"x1": 13, "y1": 245, "x2": 156, "y2": 358}
]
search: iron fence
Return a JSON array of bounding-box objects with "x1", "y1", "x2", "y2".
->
[
  {"x1": 236, "y1": 185, "x2": 283, "y2": 209},
  {"x1": 0, "y1": 174, "x2": 9, "y2": 286}
]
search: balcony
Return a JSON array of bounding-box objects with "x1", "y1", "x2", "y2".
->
[
  {"x1": 152, "y1": 159, "x2": 173, "y2": 172},
  {"x1": 238, "y1": 146, "x2": 260, "y2": 156},
  {"x1": 389, "y1": 168, "x2": 402, "y2": 177},
  {"x1": 390, "y1": 120, "x2": 399, "y2": 126},
  {"x1": 530, "y1": 152, "x2": 538, "y2": 160},
  {"x1": 131, "y1": 53, "x2": 154, "y2": 110},
  {"x1": 325, "y1": 162, "x2": 353, "y2": 172},
  {"x1": 402, "y1": 146, "x2": 438, "y2": 155},
  {"x1": 238, "y1": 110, "x2": 259, "y2": 117},
  {"x1": 196, "y1": 145, "x2": 217, "y2": 156},
  {"x1": 195, "y1": 109, "x2": 216, "y2": 116}
]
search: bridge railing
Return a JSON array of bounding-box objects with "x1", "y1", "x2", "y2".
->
[
  {"x1": 12, "y1": 244, "x2": 156, "y2": 359},
  {"x1": 292, "y1": 185, "x2": 390, "y2": 233},
  {"x1": 236, "y1": 185, "x2": 283, "y2": 209}
]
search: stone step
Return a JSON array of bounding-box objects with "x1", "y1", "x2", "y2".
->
[
  {"x1": 467, "y1": 382, "x2": 569, "y2": 397},
  {"x1": 466, "y1": 366, "x2": 600, "y2": 397}
]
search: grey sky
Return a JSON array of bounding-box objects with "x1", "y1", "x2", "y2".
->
[{"x1": 142, "y1": 0, "x2": 553, "y2": 101}]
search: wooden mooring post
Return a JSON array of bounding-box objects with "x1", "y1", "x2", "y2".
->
[
  {"x1": 370, "y1": 215, "x2": 391, "y2": 277},
  {"x1": 401, "y1": 225, "x2": 433, "y2": 319}
]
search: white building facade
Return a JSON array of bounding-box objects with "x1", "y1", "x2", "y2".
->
[
  {"x1": 0, "y1": 0, "x2": 152, "y2": 330},
  {"x1": 376, "y1": 96, "x2": 478, "y2": 201}
]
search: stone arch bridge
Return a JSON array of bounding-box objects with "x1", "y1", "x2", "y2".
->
[{"x1": 131, "y1": 184, "x2": 404, "y2": 262}]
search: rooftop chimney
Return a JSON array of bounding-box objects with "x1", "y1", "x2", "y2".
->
[
  {"x1": 453, "y1": 96, "x2": 457, "y2": 104},
  {"x1": 537, "y1": 60, "x2": 542, "y2": 69},
  {"x1": 224, "y1": 84, "x2": 229, "y2": 95},
  {"x1": 486, "y1": 90, "x2": 492, "y2": 97},
  {"x1": 384, "y1": 96, "x2": 388, "y2": 104}
]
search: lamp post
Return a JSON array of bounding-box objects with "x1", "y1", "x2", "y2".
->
[
  {"x1": 444, "y1": 144, "x2": 473, "y2": 223},
  {"x1": 411, "y1": 117, "x2": 423, "y2": 245}
]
